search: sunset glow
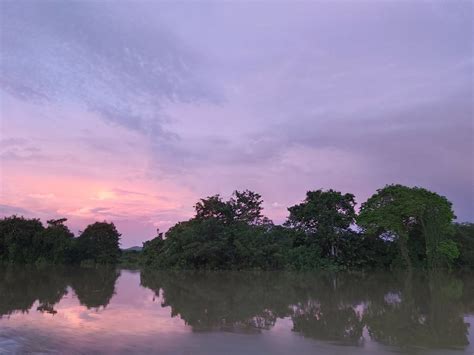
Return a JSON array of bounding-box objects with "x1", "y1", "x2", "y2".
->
[{"x1": 1, "y1": 1, "x2": 472, "y2": 247}]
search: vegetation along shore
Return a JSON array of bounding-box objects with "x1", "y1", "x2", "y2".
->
[{"x1": 1, "y1": 184, "x2": 473, "y2": 270}]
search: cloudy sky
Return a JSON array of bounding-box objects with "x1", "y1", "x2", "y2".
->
[{"x1": 0, "y1": 0, "x2": 472, "y2": 246}]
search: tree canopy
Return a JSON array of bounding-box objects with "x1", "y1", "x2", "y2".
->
[
  {"x1": 76, "y1": 222, "x2": 121, "y2": 264},
  {"x1": 0, "y1": 184, "x2": 470, "y2": 270},
  {"x1": 141, "y1": 190, "x2": 288, "y2": 270},
  {"x1": 285, "y1": 189, "x2": 356, "y2": 258},
  {"x1": 358, "y1": 184, "x2": 457, "y2": 268},
  {"x1": 0, "y1": 217, "x2": 121, "y2": 266}
]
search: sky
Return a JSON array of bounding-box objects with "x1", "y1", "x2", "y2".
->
[{"x1": 0, "y1": 0, "x2": 473, "y2": 247}]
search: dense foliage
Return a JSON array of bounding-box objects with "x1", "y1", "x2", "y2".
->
[
  {"x1": 358, "y1": 185, "x2": 458, "y2": 269},
  {"x1": 76, "y1": 222, "x2": 121, "y2": 264},
  {"x1": 0, "y1": 216, "x2": 44, "y2": 264},
  {"x1": 0, "y1": 184, "x2": 471, "y2": 269},
  {"x1": 0, "y1": 217, "x2": 120, "y2": 265},
  {"x1": 452, "y1": 223, "x2": 474, "y2": 269},
  {"x1": 141, "y1": 185, "x2": 468, "y2": 270},
  {"x1": 285, "y1": 189, "x2": 356, "y2": 259}
]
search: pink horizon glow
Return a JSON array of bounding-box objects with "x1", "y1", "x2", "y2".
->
[{"x1": 1, "y1": 1, "x2": 472, "y2": 247}]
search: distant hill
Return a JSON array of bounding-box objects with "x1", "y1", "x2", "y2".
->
[{"x1": 122, "y1": 246, "x2": 143, "y2": 252}]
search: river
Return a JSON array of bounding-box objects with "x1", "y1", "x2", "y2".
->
[{"x1": 0, "y1": 267, "x2": 473, "y2": 354}]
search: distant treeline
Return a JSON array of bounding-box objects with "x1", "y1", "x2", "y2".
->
[
  {"x1": 0, "y1": 218, "x2": 121, "y2": 266},
  {"x1": 1, "y1": 184, "x2": 473, "y2": 269}
]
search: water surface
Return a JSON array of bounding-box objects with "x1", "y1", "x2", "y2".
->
[{"x1": 0, "y1": 267, "x2": 473, "y2": 354}]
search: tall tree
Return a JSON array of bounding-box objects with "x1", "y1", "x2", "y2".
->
[
  {"x1": 142, "y1": 190, "x2": 281, "y2": 269},
  {"x1": 141, "y1": 229, "x2": 165, "y2": 266},
  {"x1": 37, "y1": 218, "x2": 75, "y2": 264},
  {"x1": 77, "y1": 221, "x2": 121, "y2": 264},
  {"x1": 229, "y1": 190, "x2": 265, "y2": 225},
  {"x1": 194, "y1": 190, "x2": 267, "y2": 225},
  {"x1": 194, "y1": 195, "x2": 233, "y2": 223},
  {"x1": 285, "y1": 189, "x2": 356, "y2": 258},
  {"x1": 0, "y1": 216, "x2": 44, "y2": 263},
  {"x1": 358, "y1": 184, "x2": 457, "y2": 269}
]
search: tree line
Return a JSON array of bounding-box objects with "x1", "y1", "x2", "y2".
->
[
  {"x1": 141, "y1": 184, "x2": 473, "y2": 270},
  {"x1": 1, "y1": 184, "x2": 473, "y2": 269},
  {"x1": 0, "y1": 218, "x2": 121, "y2": 265}
]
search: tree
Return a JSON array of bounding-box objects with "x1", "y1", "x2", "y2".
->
[
  {"x1": 194, "y1": 190, "x2": 267, "y2": 225},
  {"x1": 76, "y1": 222, "x2": 121, "y2": 264},
  {"x1": 36, "y1": 218, "x2": 75, "y2": 264},
  {"x1": 358, "y1": 184, "x2": 457, "y2": 269},
  {"x1": 141, "y1": 229, "x2": 165, "y2": 266},
  {"x1": 0, "y1": 216, "x2": 44, "y2": 263},
  {"x1": 452, "y1": 223, "x2": 474, "y2": 268},
  {"x1": 229, "y1": 190, "x2": 265, "y2": 225},
  {"x1": 285, "y1": 189, "x2": 356, "y2": 258},
  {"x1": 194, "y1": 195, "x2": 232, "y2": 223},
  {"x1": 141, "y1": 190, "x2": 288, "y2": 270}
]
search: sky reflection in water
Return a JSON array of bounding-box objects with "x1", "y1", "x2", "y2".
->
[{"x1": 0, "y1": 267, "x2": 473, "y2": 354}]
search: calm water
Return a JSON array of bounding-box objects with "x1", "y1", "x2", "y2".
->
[{"x1": 0, "y1": 267, "x2": 473, "y2": 354}]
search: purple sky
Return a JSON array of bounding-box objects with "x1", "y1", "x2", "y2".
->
[{"x1": 1, "y1": 1, "x2": 473, "y2": 247}]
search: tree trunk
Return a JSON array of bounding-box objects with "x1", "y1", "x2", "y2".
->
[{"x1": 398, "y1": 233, "x2": 412, "y2": 270}]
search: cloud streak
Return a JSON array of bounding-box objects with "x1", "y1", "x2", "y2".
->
[{"x1": 1, "y1": 1, "x2": 217, "y2": 136}]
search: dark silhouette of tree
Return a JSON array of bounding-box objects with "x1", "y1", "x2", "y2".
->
[
  {"x1": 194, "y1": 190, "x2": 267, "y2": 225},
  {"x1": 36, "y1": 218, "x2": 75, "y2": 264},
  {"x1": 76, "y1": 221, "x2": 121, "y2": 264},
  {"x1": 142, "y1": 190, "x2": 292, "y2": 270},
  {"x1": 195, "y1": 195, "x2": 233, "y2": 223},
  {"x1": 285, "y1": 189, "x2": 356, "y2": 258},
  {"x1": 0, "y1": 184, "x2": 469, "y2": 271},
  {"x1": 229, "y1": 190, "x2": 266, "y2": 225},
  {"x1": 141, "y1": 229, "x2": 165, "y2": 266},
  {"x1": 453, "y1": 223, "x2": 474, "y2": 268},
  {"x1": 0, "y1": 216, "x2": 44, "y2": 263}
]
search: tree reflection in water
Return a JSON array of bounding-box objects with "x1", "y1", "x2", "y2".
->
[
  {"x1": 0, "y1": 266, "x2": 68, "y2": 317},
  {"x1": 141, "y1": 271, "x2": 293, "y2": 333},
  {"x1": 141, "y1": 269, "x2": 471, "y2": 350},
  {"x1": 363, "y1": 271, "x2": 469, "y2": 350},
  {"x1": 0, "y1": 266, "x2": 119, "y2": 317},
  {"x1": 0, "y1": 267, "x2": 470, "y2": 351},
  {"x1": 68, "y1": 266, "x2": 120, "y2": 309}
]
